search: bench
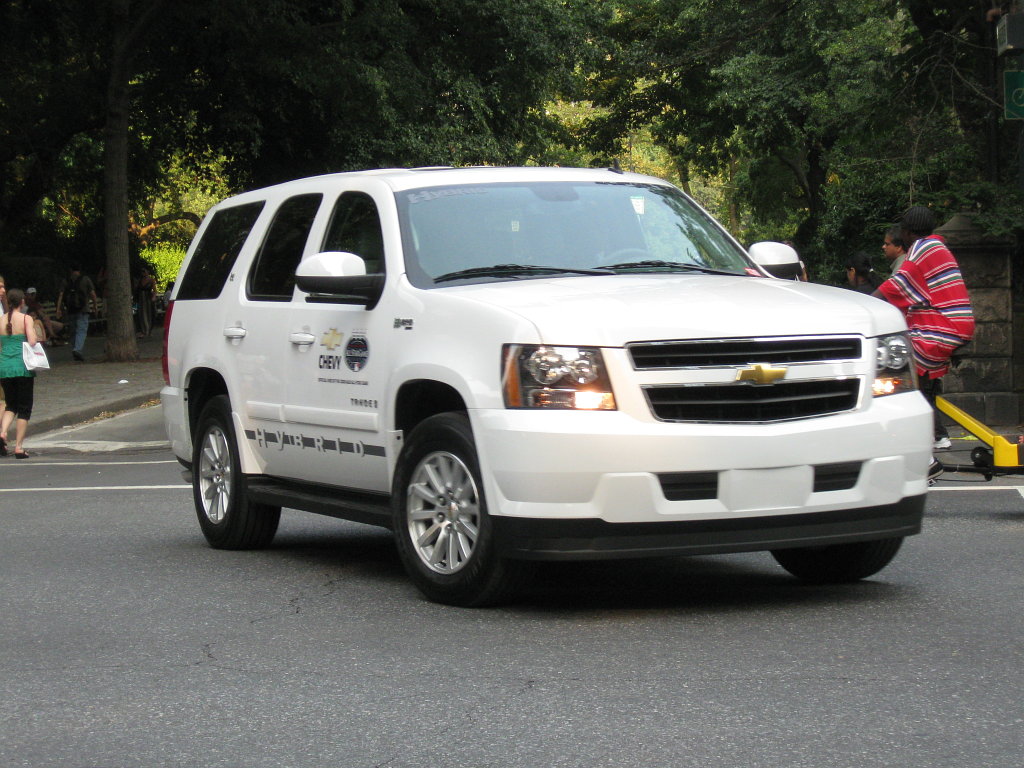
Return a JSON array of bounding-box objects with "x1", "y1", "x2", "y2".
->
[{"x1": 36, "y1": 299, "x2": 107, "y2": 336}]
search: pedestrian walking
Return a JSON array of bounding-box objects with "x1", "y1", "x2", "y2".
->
[
  {"x1": 874, "y1": 206, "x2": 975, "y2": 477},
  {"x1": 56, "y1": 264, "x2": 99, "y2": 362},
  {"x1": 0, "y1": 275, "x2": 6, "y2": 415},
  {"x1": 0, "y1": 288, "x2": 39, "y2": 458}
]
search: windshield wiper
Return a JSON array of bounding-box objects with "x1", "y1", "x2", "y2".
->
[
  {"x1": 434, "y1": 264, "x2": 612, "y2": 283},
  {"x1": 596, "y1": 259, "x2": 739, "y2": 276}
]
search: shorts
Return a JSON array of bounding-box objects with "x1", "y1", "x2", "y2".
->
[{"x1": 1, "y1": 376, "x2": 34, "y2": 420}]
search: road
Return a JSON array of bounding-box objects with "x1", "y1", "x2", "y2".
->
[{"x1": 1, "y1": 408, "x2": 1022, "y2": 767}]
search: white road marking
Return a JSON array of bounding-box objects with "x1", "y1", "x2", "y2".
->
[
  {"x1": 0, "y1": 485, "x2": 190, "y2": 493},
  {"x1": 26, "y1": 440, "x2": 170, "y2": 452},
  {"x1": 3, "y1": 459, "x2": 179, "y2": 467},
  {"x1": 930, "y1": 486, "x2": 1024, "y2": 493}
]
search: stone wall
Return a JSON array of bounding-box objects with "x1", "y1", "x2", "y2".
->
[{"x1": 933, "y1": 213, "x2": 1020, "y2": 427}]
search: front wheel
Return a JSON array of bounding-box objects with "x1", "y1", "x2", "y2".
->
[
  {"x1": 771, "y1": 537, "x2": 904, "y2": 584},
  {"x1": 192, "y1": 395, "x2": 280, "y2": 549},
  {"x1": 392, "y1": 412, "x2": 521, "y2": 606}
]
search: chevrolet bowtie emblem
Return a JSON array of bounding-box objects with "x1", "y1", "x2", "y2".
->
[
  {"x1": 735, "y1": 363, "x2": 788, "y2": 384},
  {"x1": 321, "y1": 328, "x2": 344, "y2": 351}
]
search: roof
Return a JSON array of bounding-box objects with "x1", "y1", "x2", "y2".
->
[{"x1": 221, "y1": 166, "x2": 673, "y2": 204}]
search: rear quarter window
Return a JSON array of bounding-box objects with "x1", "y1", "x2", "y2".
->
[{"x1": 176, "y1": 201, "x2": 265, "y2": 300}]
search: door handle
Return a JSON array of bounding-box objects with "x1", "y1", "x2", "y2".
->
[
  {"x1": 289, "y1": 331, "x2": 316, "y2": 346},
  {"x1": 223, "y1": 326, "x2": 247, "y2": 339}
]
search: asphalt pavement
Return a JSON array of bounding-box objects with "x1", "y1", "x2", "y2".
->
[{"x1": 3, "y1": 456, "x2": 1023, "y2": 768}]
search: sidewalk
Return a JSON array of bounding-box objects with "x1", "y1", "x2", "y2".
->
[{"x1": 28, "y1": 332, "x2": 165, "y2": 436}]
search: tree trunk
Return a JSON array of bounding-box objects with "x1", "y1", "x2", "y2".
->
[
  {"x1": 792, "y1": 144, "x2": 827, "y2": 251},
  {"x1": 102, "y1": 0, "x2": 169, "y2": 362}
]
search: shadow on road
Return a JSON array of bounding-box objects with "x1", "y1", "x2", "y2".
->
[{"x1": 174, "y1": 516, "x2": 913, "y2": 612}]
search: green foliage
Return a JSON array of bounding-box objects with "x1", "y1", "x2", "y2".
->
[
  {"x1": 584, "y1": 0, "x2": 1022, "y2": 280},
  {"x1": 1, "y1": 0, "x2": 601, "y2": 268},
  {"x1": 2, "y1": 0, "x2": 1019, "y2": 296},
  {"x1": 140, "y1": 243, "x2": 186, "y2": 291}
]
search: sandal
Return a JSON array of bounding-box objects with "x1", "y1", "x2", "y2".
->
[
  {"x1": 14, "y1": 450, "x2": 30, "y2": 459},
  {"x1": 0, "y1": 437, "x2": 7, "y2": 457}
]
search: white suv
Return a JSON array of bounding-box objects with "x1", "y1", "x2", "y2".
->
[{"x1": 161, "y1": 166, "x2": 932, "y2": 605}]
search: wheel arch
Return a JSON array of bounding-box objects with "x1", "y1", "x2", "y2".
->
[
  {"x1": 184, "y1": 367, "x2": 264, "y2": 475},
  {"x1": 185, "y1": 367, "x2": 229, "y2": 439},
  {"x1": 394, "y1": 379, "x2": 468, "y2": 437}
]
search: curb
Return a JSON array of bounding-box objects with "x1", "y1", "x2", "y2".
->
[{"x1": 31, "y1": 391, "x2": 162, "y2": 438}]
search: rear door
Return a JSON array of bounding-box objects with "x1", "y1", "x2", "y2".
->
[
  {"x1": 167, "y1": 200, "x2": 265, "y2": 457},
  {"x1": 231, "y1": 192, "x2": 325, "y2": 479}
]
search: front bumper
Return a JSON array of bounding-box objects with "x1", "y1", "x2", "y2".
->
[
  {"x1": 474, "y1": 391, "x2": 933, "y2": 524},
  {"x1": 493, "y1": 495, "x2": 925, "y2": 561}
]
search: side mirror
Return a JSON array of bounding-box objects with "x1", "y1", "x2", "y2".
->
[
  {"x1": 295, "y1": 251, "x2": 385, "y2": 309},
  {"x1": 748, "y1": 241, "x2": 804, "y2": 280}
]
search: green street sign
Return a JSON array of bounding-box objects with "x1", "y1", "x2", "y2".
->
[{"x1": 1006, "y1": 70, "x2": 1024, "y2": 120}]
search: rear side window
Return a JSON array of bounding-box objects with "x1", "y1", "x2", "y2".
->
[
  {"x1": 248, "y1": 194, "x2": 324, "y2": 301},
  {"x1": 176, "y1": 202, "x2": 265, "y2": 301},
  {"x1": 322, "y1": 192, "x2": 385, "y2": 274}
]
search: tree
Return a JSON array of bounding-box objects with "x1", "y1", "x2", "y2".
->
[
  {"x1": 102, "y1": 0, "x2": 171, "y2": 361},
  {"x1": 1, "y1": 0, "x2": 599, "y2": 357},
  {"x1": 589, "y1": 2, "x2": 908, "y2": 251},
  {"x1": 583, "y1": 0, "x2": 1022, "y2": 280}
]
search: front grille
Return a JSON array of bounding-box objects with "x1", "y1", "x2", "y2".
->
[
  {"x1": 644, "y1": 379, "x2": 861, "y2": 423},
  {"x1": 629, "y1": 337, "x2": 862, "y2": 369}
]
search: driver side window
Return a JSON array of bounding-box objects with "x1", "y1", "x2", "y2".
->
[{"x1": 322, "y1": 192, "x2": 385, "y2": 274}]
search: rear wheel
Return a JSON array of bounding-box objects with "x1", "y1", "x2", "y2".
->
[
  {"x1": 771, "y1": 537, "x2": 903, "y2": 584},
  {"x1": 392, "y1": 412, "x2": 521, "y2": 606},
  {"x1": 192, "y1": 395, "x2": 280, "y2": 549}
]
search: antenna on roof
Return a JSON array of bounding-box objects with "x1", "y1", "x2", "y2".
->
[{"x1": 609, "y1": 158, "x2": 624, "y2": 174}]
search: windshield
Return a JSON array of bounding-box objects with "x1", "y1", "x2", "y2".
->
[{"x1": 396, "y1": 181, "x2": 751, "y2": 287}]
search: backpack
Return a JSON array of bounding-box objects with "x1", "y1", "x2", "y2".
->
[{"x1": 64, "y1": 275, "x2": 86, "y2": 313}]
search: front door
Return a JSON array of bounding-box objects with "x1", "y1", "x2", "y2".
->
[{"x1": 281, "y1": 188, "x2": 394, "y2": 492}]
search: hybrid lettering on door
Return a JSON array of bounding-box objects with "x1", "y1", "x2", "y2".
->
[{"x1": 243, "y1": 427, "x2": 386, "y2": 458}]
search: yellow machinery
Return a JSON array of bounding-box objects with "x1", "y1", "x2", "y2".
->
[{"x1": 935, "y1": 395, "x2": 1024, "y2": 478}]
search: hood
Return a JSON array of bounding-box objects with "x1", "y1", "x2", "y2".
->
[{"x1": 443, "y1": 274, "x2": 906, "y2": 345}]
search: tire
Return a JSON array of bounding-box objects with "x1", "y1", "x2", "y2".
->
[
  {"x1": 971, "y1": 447, "x2": 993, "y2": 468},
  {"x1": 192, "y1": 395, "x2": 280, "y2": 549},
  {"x1": 391, "y1": 412, "x2": 521, "y2": 607},
  {"x1": 771, "y1": 537, "x2": 904, "y2": 584}
]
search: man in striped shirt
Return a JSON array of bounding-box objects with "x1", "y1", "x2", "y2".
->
[{"x1": 874, "y1": 206, "x2": 975, "y2": 461}]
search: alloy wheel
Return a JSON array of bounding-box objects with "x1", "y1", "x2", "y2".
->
[
  {"x1": 406, "y1": 450, "x2": 480, "y2": 574},
  {"x1": 198, "y1": 425, "x2": 232, "y2": 524}
]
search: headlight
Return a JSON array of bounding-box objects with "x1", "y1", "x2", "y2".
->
[
  {"x1": 503, "y1": 345, "x2": 617, "y2": 410},
  {"x1": 873, "y1": 333, "x2": 917, "y2": 396}
]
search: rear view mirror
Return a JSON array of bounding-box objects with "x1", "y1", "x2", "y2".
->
[
  {"x1": 295, "y1": 251, "x2": 384, "y2": 308},
  {"x1": 748, "y1": 242, "x2": 804, "y2": 280}
]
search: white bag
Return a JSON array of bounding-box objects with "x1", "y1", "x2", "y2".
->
[{"x1": 22, "y1": 341, "x2": 50, "y2": 371}]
